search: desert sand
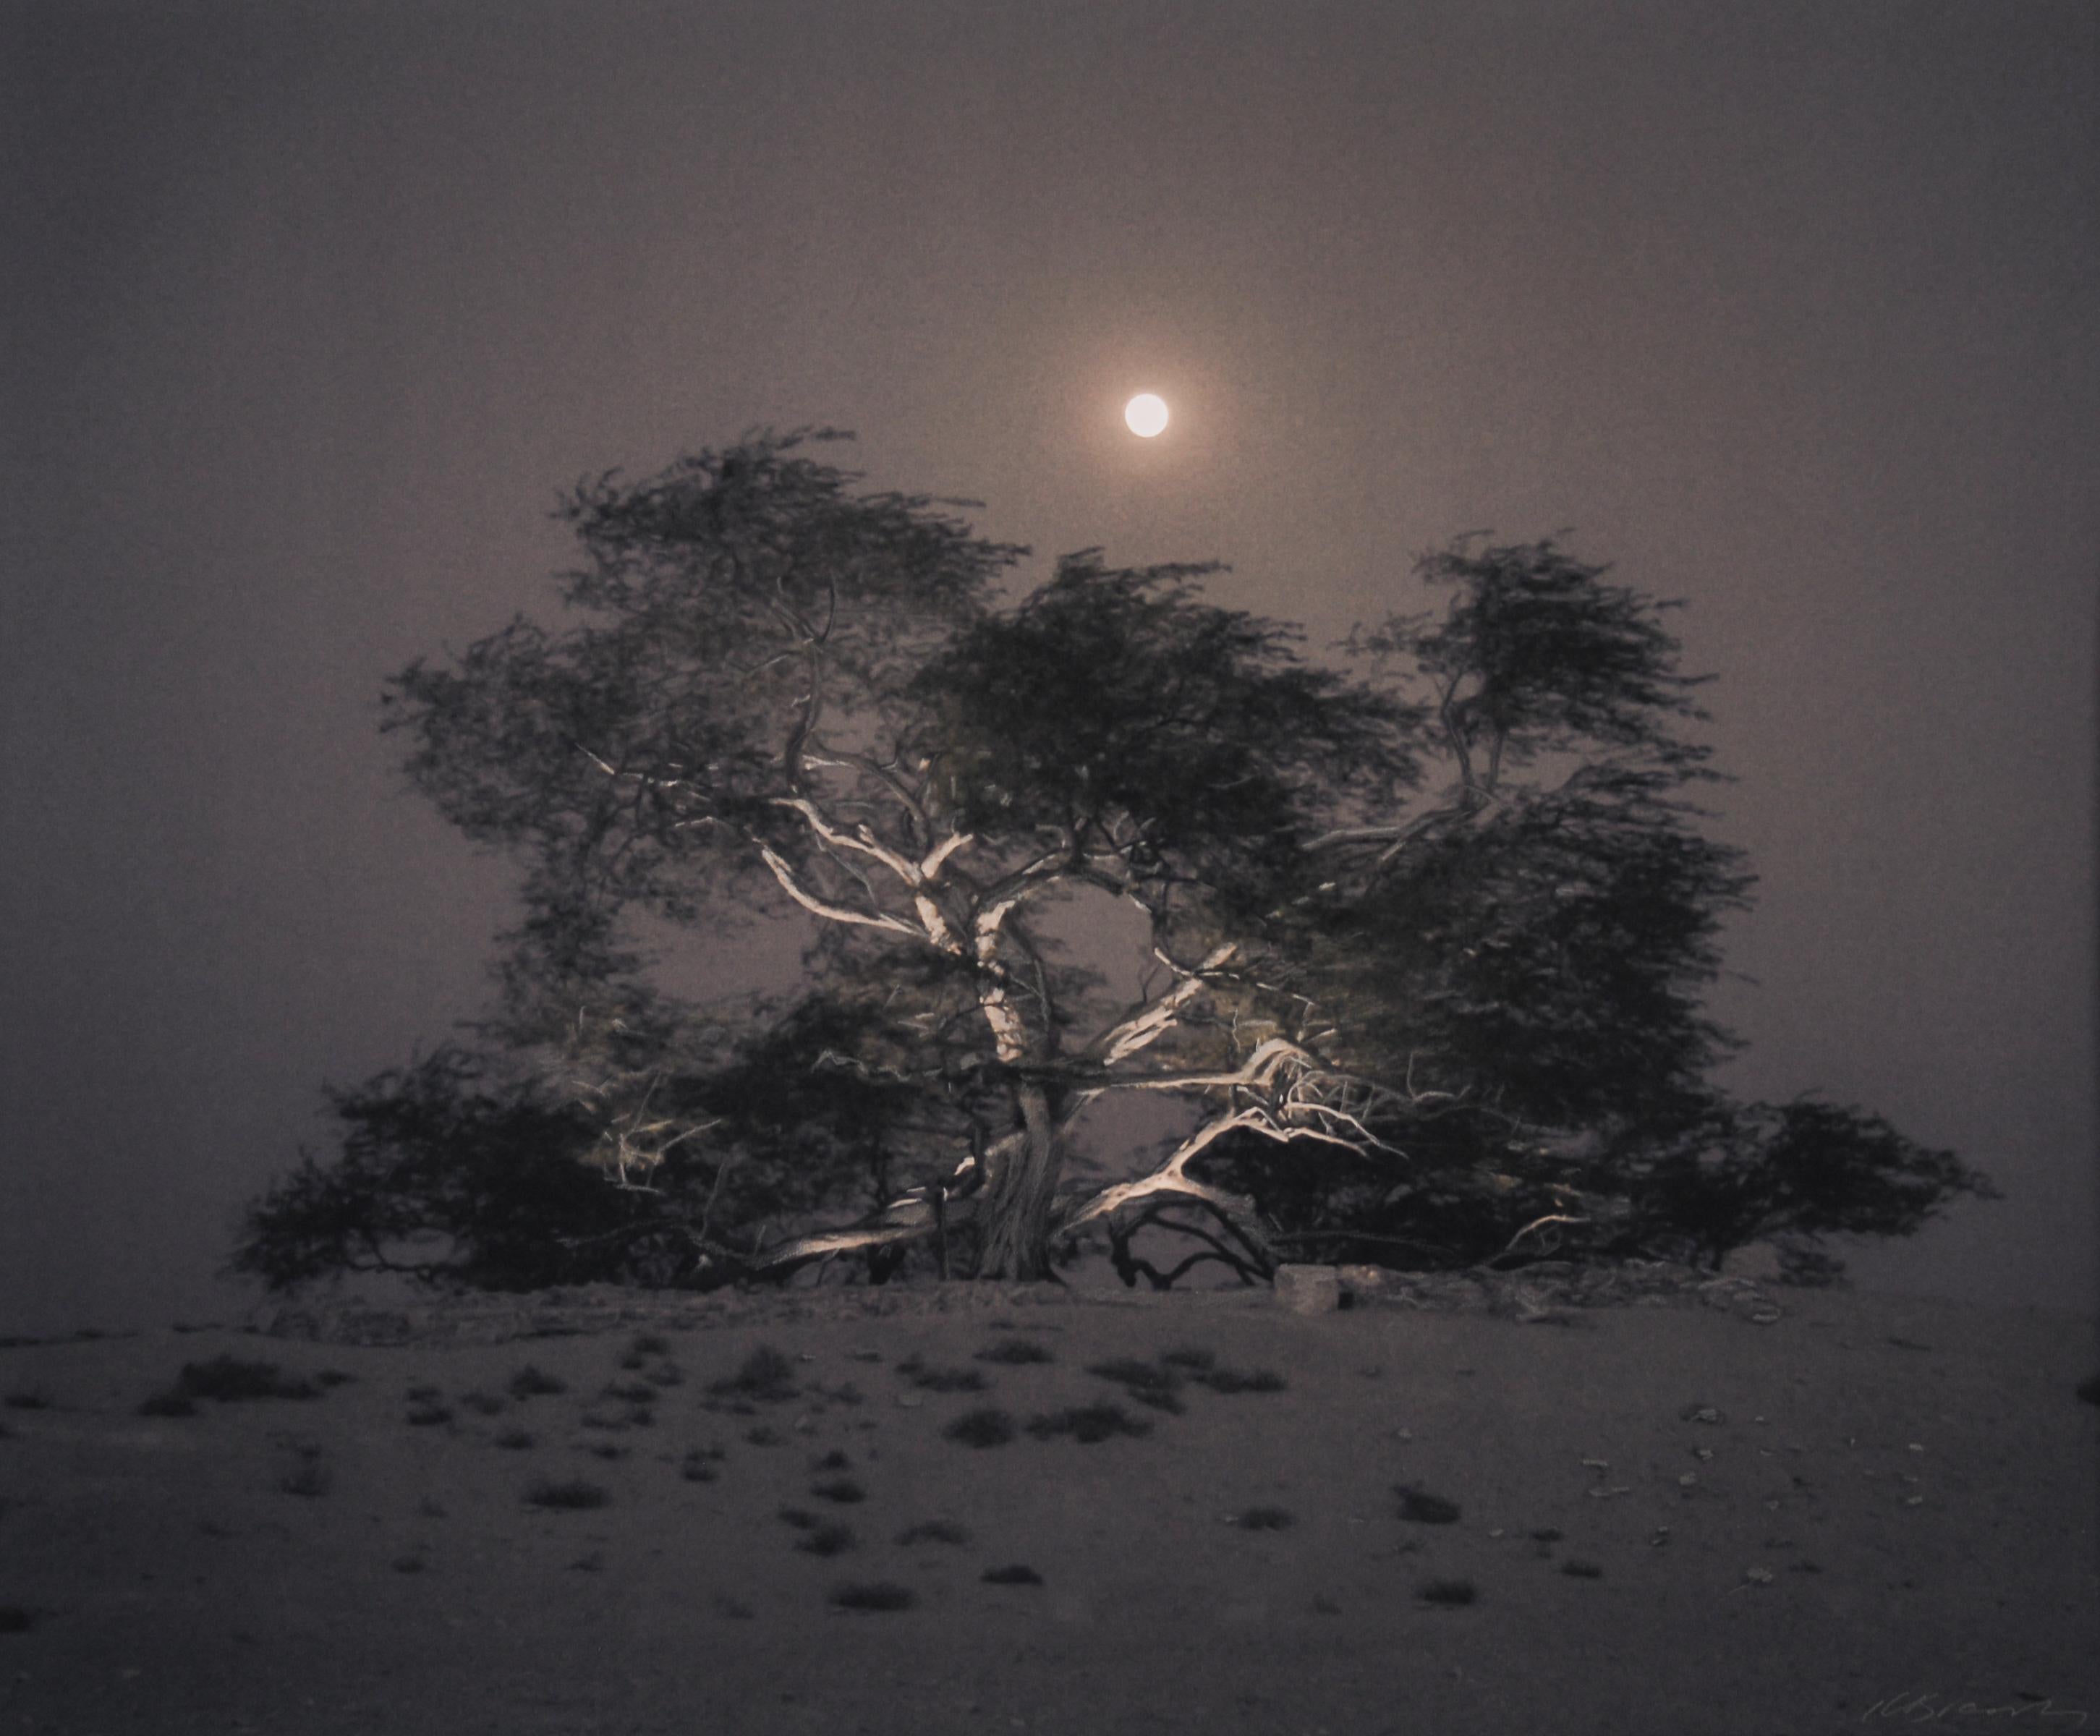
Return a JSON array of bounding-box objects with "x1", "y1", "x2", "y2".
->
[{"x1": 1, "y1": 1276, "x2": 2093, "y2": 1736}]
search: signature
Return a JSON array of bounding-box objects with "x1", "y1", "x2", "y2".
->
[{"x1": 1864, "y1": 1691, "x2": 2090, "y2": 1727}]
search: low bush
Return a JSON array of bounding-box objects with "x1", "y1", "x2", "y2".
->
[
  {"x1": 830, "y1": 1582, "x2": 915, "y2": 1612},
  {"x1": 943, "y1": 1408, "x2": 1016, "y2": 1448},
  {"x1": 524, "y1": 1478, "x2": 611, "y2": 1510},
  {"x1": 173, "y1": 1358, "x2": 318, "y2": 1403},
  {"x1": 1026, "y1": 1404, "x2": 1152, "y2": 1444}
]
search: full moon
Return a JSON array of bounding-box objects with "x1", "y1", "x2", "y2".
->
[{"x1": 1124, "y1": 393, "x2": 1169, "y2": 438}]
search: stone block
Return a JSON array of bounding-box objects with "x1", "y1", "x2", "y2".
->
[{"x1": 1273, "y1": 1264, "x2": 1342, "y2": 1315}]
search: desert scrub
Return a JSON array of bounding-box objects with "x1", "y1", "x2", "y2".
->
[
  {"x1": 1395, "y1": 1484, "x2": 1462, "y2": 1524},
  {"x1": 279, "y1": 1444, "x2": 332, "y2": 1498},
  {"x1": 981, "y1": 1564, "x2": 1044, "y2": 1586},
  {"x1": 1196, "y1": 1366, "x2": 1286, "y2": 1395},
  {"x1": 943, "y1": 1407, "x2": 1016, "y2": 1448},
  {"x1": 508, "y1": 1365, "x2": 567, "y2": 1400},
  {"x1": 894, "y1": 1356, "x2": 987, "y2": 1394},
  {"x1": 0, "y1": 1607, "x2": 43, "y2": 1634},
  {"x1": 1084, "y1": 1358, "x2": 1183, "y2": 1413},
  {"x1": 458, "y1": 1391, "x2": 507, "y2": 1416},
  {"x1": 493, "y1": 1428, "x2": 536, "y2": 1451},
  {"x1": 681, "y1": 1447, "x2": 722, "y2": 1483},
  {"x1": 896, "y1": 1520, "x2": 972, "y2": 1546},
  {"x1": 810, "y1": 1477, "x2": 866, "y2": 1504},
  {"x1": 3, "y1": 1390, "x2": 51, "y2": 1410},
  {"x1": 601, "y1": 1380, "x2": 657, "y2": 1405},
  {"x1": 169, "y1": 1357, "x2": 320, "y2": 1403},
  {"x1": 711, "y1": 1346, "x2": 797, "y2": 1403},
  {"x1": 976, "y1": 1339, "x2": 1054, "y2": 1366},
  {"x1": 1234, "y1": 1506, "x2": 1295, "y2": 1531},
  {"x1": 1026, "y1": 1403, "x2": 1152, "y2": 1444},
  {"x1": 1561, "y1": 1560, "x2": 1604, "y2": 1579},
  {"x1": 404, "y1": 1402, "x2": 454, "y2": 1427},
  {"x1": 137, "y1": 1390, "x2": 199, "y2": 1418},
  {"x1": 630, "y1": 1332, "x2": 671, "y2": 1358},
  {"x1": 830, "y1": 1581, "x2": 915, "y2": 1612},
  {"x1": 524, "y1": 1478, "x2": 611, "y2": 1510},
  {"x1": 797, "y1": 1523, "x2": 856, "y2": 1557},
  {"x1": 1418, "y1": 1578, "x2": 1479, "y2": 1607}
]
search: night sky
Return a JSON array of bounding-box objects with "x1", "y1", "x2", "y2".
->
[{"x1": 4, "y1": 1, "x2": 2093, "y2": 1337}]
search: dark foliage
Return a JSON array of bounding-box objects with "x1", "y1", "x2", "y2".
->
[{"x1": 240, "y1": 440, "x2": 1992, "y2": 1297}]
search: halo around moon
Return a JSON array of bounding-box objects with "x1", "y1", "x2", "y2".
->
[{"x1": 1124, "y1": 393, "x2": 1169, "y2": 438}]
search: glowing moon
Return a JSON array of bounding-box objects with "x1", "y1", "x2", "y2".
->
[{"x1": 1124, "y1": 393, "x2": 1169, "y2": 438}]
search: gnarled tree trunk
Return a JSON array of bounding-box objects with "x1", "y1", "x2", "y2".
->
[{"x1": 977, "y1": 1082, "x2": 1060, "y2": 1280}]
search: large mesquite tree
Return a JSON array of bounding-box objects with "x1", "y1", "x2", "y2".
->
[{"x1": 237, "y1": 431, "x2": 1992, "y2": 1293}]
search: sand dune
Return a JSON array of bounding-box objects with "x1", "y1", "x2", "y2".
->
[{"x1": 1, "y1": 1280, "x2": 2093, "y2": 1735}]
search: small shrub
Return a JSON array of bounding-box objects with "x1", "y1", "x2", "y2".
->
[
  {"x1": 587, "y1": 1442, "x2": 626, "y2": 1460},
  {"x1": 493, "y1": 1428, "x2": 536, "y2": 1451},
  {"x1": 391, "y1": 1554, "x2": 428, "y2": 1574},
  {"x1": 1084, "y1": 1358, "x2": 1183, "y2": 1412},
  {"x1": 982, "y1": 1564, "x2": 1043, "y2": 1586},
  {"x1": 524, "y1": 1478, "x2": 610, "y2": 1510},
  {"x1": 896, "y1": 1520, "x2": 972, "y2": 1546},
  {"x1": 977, "y1": 1340, "x2": 1053, "y2": 1366},
  {"x1": 778, "y1": 1507, "x2": 819, "y2": 1529},
  {"x1": 896, "y1": 1357, "x2": 987, "y2": 1394},
  {"x1": 459, "y1": 1392, "x2": 507, "y2": 1416},
  {"x1": 644, "y1": 1363, "x2": 684, "y2": 1388},
  {"x1": 416, "y1": 1497, "x2": 447, "y2": 1518},
  {"x1": 631, "y1": 1332, "x2": 671, "y2": 1357},
  {"x1": 1419, "y1": 1578, "x2": 1479, "y2": 1607},
  {"x1": 579, "y1": 1412, "x2": 625, "y2": 1431},
  {"x1": 1562, "y1": 1559, "x2": 1604, "y2": 1579},
  {"x1": 812, "y1": 1448, "x2": 851, "y2": 1471},
  {"x1": 744, "y1": 1424, "x2": 785, "y2": 1447},
  {"x1": 830, "y1": 1581, "x2": 915, "y2": 1612},
  {"x1": 1236, "y1": 1505, "x2": 1294, "y2": 1531},
  {"x1": 137, "y1": 1391, "x2": 198, "y2": 1418},
  {"x1": 406, "y1": 1385, "x2": 443, "y2": 1403},
  {"x1": 280, "y1": 1457, "x2": 333, "y2": 1498},
  {"x1": 798, "y1": 1523, "x2": 856, "y2": 1557},
  {"x1": 314, "y1": 1370, "x2": 354, "y2": 1390},
  {"x1": 174, "y1": 1357, "x2": 318, "y2": 1403},
  {"x1": 405, "y1": 1403, "x2": 453, "y2": 1428},
  {"x1": 1529, "y1": 1528, "x2": 1564, "y2": 1543},
  {"x1": 1197, "y1": 1367, "x2": 1286, "y2": 1395},
  {"x1": 508, "y1": 1365, "x2": 566, "y2": 1400},
  {"x1": 713, "y1": 1346, "x2": 796, "y2": 1403},
  {"x1": 623, "y1": 1406, "x2": 656, "y2": 1429},
  {"x1": 1026, "y1": 1404, "x2": 1152, "y2": 1444},
  {"x1": 1160, "y1": 1347, "x2": 1217, "y2": 1371},
  {"x1": 0, "y1": 1606, "x2": 42, "y2": 1634},
  {"x1": 1396, "y1": 1484, "x2": 1462, "y2": 1525},
  {"x1": 943, "y1": 1407, "x2": 1016, "y2": 1448},
  {"x1": 3, "y1": 1390, "x2": 51, "y2": 1411},
  {"x1": 811, "y1": 1477, "x2": 866, "y2": 1505},
  {"x1": 2078, "y1": 1374, "x2": 2099, "y2": 1406},
  {"x1": 602, "y1": 1381, "x2": 656, "y2": 1405}
]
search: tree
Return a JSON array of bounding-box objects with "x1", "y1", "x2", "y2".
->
[{"x1": 236, "y1": 433, "x2": 1994, "y2": 1293}]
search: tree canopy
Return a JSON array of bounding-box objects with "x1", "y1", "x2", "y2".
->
[{"x1": 235, "y1": 431, "x2": 1994, "y2": 1295}]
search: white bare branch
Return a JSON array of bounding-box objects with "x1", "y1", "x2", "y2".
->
[{"x1": 757, "y1": 844, "x2": 924, "y2": 939}]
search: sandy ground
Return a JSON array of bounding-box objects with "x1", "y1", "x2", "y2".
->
[{"x1": 1, "y1": 1281, "x2": 2093, "y2": 1736}]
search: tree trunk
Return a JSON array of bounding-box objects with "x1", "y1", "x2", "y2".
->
[{"x1": 977, "y1": 1083, "x2": 1061, "y2": 1280}]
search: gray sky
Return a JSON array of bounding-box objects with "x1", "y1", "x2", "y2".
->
[{"x1": 4, "y1": 0, "x2": 2093, "y2": 1335}]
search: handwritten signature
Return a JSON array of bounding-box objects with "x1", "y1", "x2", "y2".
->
[{"x1": 1864, "y1": 1691, "x2": 2090, "y2": 1727}]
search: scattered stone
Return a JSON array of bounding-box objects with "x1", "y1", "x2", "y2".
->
[{"x1": 1273, "y1": 1265, "x2": 1342, "y2": 1315}]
